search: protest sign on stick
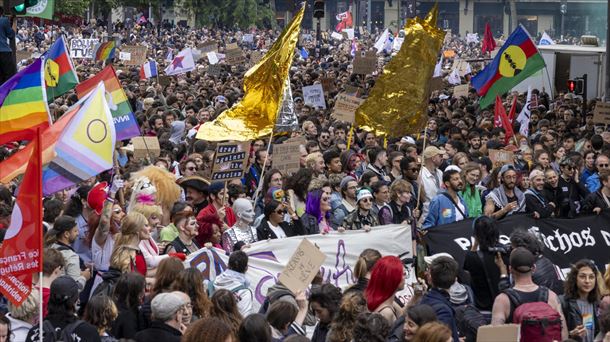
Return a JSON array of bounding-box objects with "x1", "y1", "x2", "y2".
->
[
  {"x1": 70, "y1": 39, "x2": 99, "y2": 59},
  {"x1": 453, "y1": 84, "x2": 469, "y2": 98},
  {"x1": 303, "y1": 84, "x2": 326, "y2": 109},
  {"x1": 211, "y1": 141, "x2": 249, "y2": 181},
  {"x1": 131, "y1": 137, "x2": 160, "y2": 160},
  {"x1": 278, "y1": 239, "x2": 327, "y2": 294},
  {"x1": 332, "y1": 94, "x2": 364, "y2": 123},
  {"x1": 352, "y1": 51, "x2": 377, "y2": 75},
  {"x1": 488, "y1": 149, "x2": 515, "y2": 168},
  {"x1": 272, "y1": 137, "x2": 305, "y2": 175},
  {"x1": 119, "y1": 45, "x2": 148, "y2": 65},
  {"x1": 593, "y1": 101, "x2": 610, "y2": 125}
]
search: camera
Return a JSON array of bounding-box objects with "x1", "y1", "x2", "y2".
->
[{"x1": 488, "y1": 244, "x2": 511, "y2": 254}]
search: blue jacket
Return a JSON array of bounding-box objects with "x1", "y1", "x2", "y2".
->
[
  {"x1": 423, "y1": 192, "x2": 468, "y2": 229},
  {"x1": 586, "y1": 173, "x2": 600, "y2": 193},
  {"x1": 0, "y1": 17, "x2": 15, "y2": 52},
  {"x1": 420, "y1": 288, "x2": 460, "y2": 342}
]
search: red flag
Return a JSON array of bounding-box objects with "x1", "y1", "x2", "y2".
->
[
  {"x1": 335, "y1": 10, "x2": 353, "y2": 32},
  {"x1": 494, "y1": 96, "x2": 515, "y2": 145},
  {"x1": 0, "y1": 128, "x2": 42, "y2": 305},
  {"x1": 482, "y1": 23, "x2": 496, "y2": 54},
  {"x1": 507, "y1": 96, "x2": 518, "y2": 124}
]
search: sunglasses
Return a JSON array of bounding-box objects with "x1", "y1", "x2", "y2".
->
[
  {"x1": 187, "y1": 167, "x2": 197, "y2": 171},
  {"x1": 598, "y1": 164, "x2": 609, "y2": 168},
  {"x1": 360, "y1": 198, "x2": 371, "y2": 203},
  {"x1": 409, "y1": 168, "x2": 420, "y2": 172},
  {"x1": 113, "y1": 209, "x2": 122, "y2": 214},
  {"x1": 275, "y1": 209, "x2": 287, "y2": 215}
]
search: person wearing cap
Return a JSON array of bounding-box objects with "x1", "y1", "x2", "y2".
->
[
  {"x1": 484, "y1": 164, "x2": 526, "y2": 219},
  {"x1": 25, "y1": 276, "x2": 101, "y2": 342},
  {"x1": 178, "y1": 176, "x2": 210, "y2": 215},
  {"x1": 47, "y1": 216, "x2": 91, "y2": 291},
  {"x1": 197, "y1": 181, "x2": 236, "y2": 230},
  {"x1": 342, "y1": 189, "x2": 378, "y2": 231},
  {"x1": 555, "y1": 156, "x2": 589, "y2": 218},
  {"x1": 491, "y1": 248, "x2": 568, "y2": 340},
  {"x1": 331, "y1": 176, "x2": 358, "y2": 229},
  {"x1": 524, "y1": 169, "x2": 556, "y2": 219},
  {"x1": 423, "y1": 169, "x2": 467, "y2": 229},
  {"x1": 420, "y1": 146, "x2": 445, "y2": 224},
  {"x1": 134, "y1": 292, "x2": 188, "y2": 342}
]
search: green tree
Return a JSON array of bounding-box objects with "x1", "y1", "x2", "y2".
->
[
  {"x1": 55, "y1": 0, "x2": 92, "y2": 17},
  {"x1": 178, "y1": 0, "x2": 275, "y2": 29}
]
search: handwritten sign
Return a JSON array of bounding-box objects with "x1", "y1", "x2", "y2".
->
[
  {"x1": 333, "y1": 94, "x2": 364, "y2": 123},
  {"x1": 344, "y1": 85, "x2": 362, "y2": 97},
  {"x1": 211, "y1": 141, "x2": 250, "y2": 181},
  {"x1": 132, "y1": 136, "x2": 160, "y2": 160},
  {"x1": 70, "y1": 39, "x2": 99, "y2": 59},
  {"x1": 453, "y1": 84, "x2": 469, "y2": 98},
  {"x1": 278, "y1": 239, "x2": 327, "y2": 294},
  {"x1": 120, "y1": 45, "x2": 148, "y2": 65},
  {"x1": 249, "y1": 51, "x2": 263, "y2": 65},
  {"x1": 331, "y1": 32, "x2": 344, "y2": 40},
  {"x1": 302, "y1": 84, "x2": 326, "y2": 109},
  {"x1": 352, "y1": 51, "x2": 377, "y2": 75},
  {"x1": 593, "y1": 101, "x2": 610, "y2": 125},
  {"x1": 476, "y1": 324, "x2": 520, "y2": 342},
  {"x1": 15, "y1": 51, "x2": 31, "y2": 62},
  {"x1": 207, "y1": 64, "x2": 222, "y2": 77},
  {"x1": 321, "y1": 77, "x2": 336, "y2": 94},
  {"x1": 489, "y1": 149, "x2": 515, "y2": 168},
  {"x1": 272, "y1": 137, "x2": 305, "y2": 175},
  {"x1": 430, "y1": 77, "x2": 444, "y2": 92},
  {"x1": 225, "y1": 47, "x2": 245, "y2": 65},
  {"x1": 242, "y1": 34, "x2": 254, "y2": 43},
  {"x1": 198, "y1": 41, "x2": 217, "y2": 53}
]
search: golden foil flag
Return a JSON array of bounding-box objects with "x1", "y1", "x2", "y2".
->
[
  {"x1": 355, "y1": 4, "x2": 444, "y2": 138},
  {"x1": 197, "y1": 6, "x2": 305, "y2": 141}
]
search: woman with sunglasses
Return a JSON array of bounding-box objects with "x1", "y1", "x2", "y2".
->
[
  {"x1": 343, "y1": 189, "x2": 378, "y2": 231},
  {"x1": 256, "y1": 200, "x2": 303, "y2": 240},
  {"x1": 560, "y1": 259, "x2": 602, "y2": 341}
]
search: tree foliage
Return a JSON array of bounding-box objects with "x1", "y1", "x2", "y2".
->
[
  {"x1": 177, "y1": 0, "x2": 275, "y2": 29},
  {"x1": 55, "y1": 0, "x2": 92, "y2": 17}
]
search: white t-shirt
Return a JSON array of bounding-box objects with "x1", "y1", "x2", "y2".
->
[{"x1": 267, "y1": 221, "x2": 287, "y2": 238}]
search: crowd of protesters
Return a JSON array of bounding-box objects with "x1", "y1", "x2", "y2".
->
[{"x1": 0, "y1": 11, "x2": 609, "y2": 342}]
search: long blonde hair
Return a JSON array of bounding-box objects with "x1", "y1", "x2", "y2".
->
[{"x1": 113, "y1": 212, "x2": 147, "y2": 250}]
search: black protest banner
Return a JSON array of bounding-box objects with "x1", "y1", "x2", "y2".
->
[{"x1": 424, "y1": 211, "x2": 610, "y2": 272}]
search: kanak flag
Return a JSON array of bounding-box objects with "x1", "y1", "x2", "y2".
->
[{"x1": 0, "y1": 128, "x2": 43, "y2": 305}]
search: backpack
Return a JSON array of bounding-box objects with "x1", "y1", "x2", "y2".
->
[
  {"x1": 258, "y1": 288, "x2": 294, "y2": 314},
  {"x1": 42, "y1": 320, "x2": 86, "y2": 342},
  {"x1": 454, "y1": 304, "x2": 489, "y2": 342},
  {"x1": 504, "y1": 287, "x2": 562, "y2": 342}
]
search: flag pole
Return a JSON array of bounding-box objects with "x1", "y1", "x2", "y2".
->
[
  {"x1": 252, "y1": 129, "x2": 275, "y2": 206},
  {"x1": 415, "y1": 128, "x2": 427, "y2": 211},
  {"x1": 36, "y1": 127, "x2": 44, "y2": 341}
]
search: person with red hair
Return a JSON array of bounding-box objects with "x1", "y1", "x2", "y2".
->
[
  {"x1": 364, "y1": 256, "x2": 405, "y2": 325},
  {"x1": 197, "y1": 212, "x2": 223, "y2": 249}
]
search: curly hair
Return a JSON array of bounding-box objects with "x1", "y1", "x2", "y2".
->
[
  {"x1": 285, "y1": 168, "x2": 314, "y2": 202},
  {"x1": 352, "y1": 312, "x2": 390, "y2": 342},
  {"x1": 563, "y1": 259, "x2": 600, "y2": 304},
  {"x1": 327, "y1": 292, "x2": 368, "y2": 342},
  {"x1": 197, "y1": 212, "x2": 223, "y2": 245},
  {"x1": 412, "y1": 322, "x2": 451, "y2": 342},
  {"x1": 84, "y1": 295, "x2": 118, "y2": 332},
  {"x1": 171, "y1": 268, "x2": 212, "y2": 319},
  {"x1": 210, "y1": 289, "x2": 243, "y2": 336},
  {"x1": 183, "y1": 317, "x2": 235, "y2": 342}
]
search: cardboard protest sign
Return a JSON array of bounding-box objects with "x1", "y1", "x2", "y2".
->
[
  {"x1": 69, "y1": 39, "x2": 99, "y2": 59},
  {"x1": 198, "y1": 41, "x2": 217, "y2": 53},
  {"x1": 321, "y1": 77, "x2": 336, "y2": 94},
  {"x1": 344, "y1": 85, "x2": 362, "y2": 97},
  {"x1": 453, "y1": 84, "x2": 469, "y2": 98},
  {"x1": 226, "y1": 42, "x2": 239, "y2": 50},
  {"x1": 593, "y1": 101, "x2": 610, "y2": 125},
  {"x1": 489, "y1": 149, "x2": 515, "y2": 168},
  {"x1": 477, "y1": 325, "x2": 520, "y2": 342},
  {"x1": 15, "y1": 51, "x2": 31, "y2": 62},
  {"x1": 225, "y1": 47, "x2": 245, "y2": 65},
  {"x1": 332, "y1": 94, "x2": 364, "y2": 123},
  {"x1": 331, "y1": 32, "x2": 344, "y2": 40},
  {"x1": 131, "y1": 137, "x2": 160, "y2": 160},
  {"x1": 249, "y1": 51, "x2": 263, "y2": 65},
  {"x1": 207, "y1": 64, "x2": 222, "y2": 77},
  {"x1": 430, "y1": 77, "x2": 444, "y2": 92},
  {"x1": 443, "y1": 49, "x2": 456, "y2": 58},
  {"x1": 211, "y1": 141, "x2": 250, "y2": 181},
  {"x1": 353, "y1": 51, "x2": 377, "y2": 75},
  {"x1": 278, "y1": 239, "x2": 327, "y2": 294},
  {"x1": 302, "y1": 84, "x2": 326, "y2": 109},
  {"x1": 272, "y1": 137, "x2": 305, "y2": 175},
  {"x1": 242, "y1": 34, "x2": 254, "y2": 43},
  {"x1": 119, "y1": 45, "x2": 148, "y2": 65}
]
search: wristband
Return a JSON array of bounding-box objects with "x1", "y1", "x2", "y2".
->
[{"x1": 105, "y1": 197, "x2": 115, "y2": 204}]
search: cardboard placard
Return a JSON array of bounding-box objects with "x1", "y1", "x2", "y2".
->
[
  {"x1": 331, "y1": 32, "x2": 344, "y2": 40},
  {"x1": 443, "y1": 49, "x2": 456, "y2": 58},
  {"x1": 131, "y1": 136, "x2": 160, "y2": 160},
  {"x1": 344, "y1": 85, "x2": 362, "y2": 97},
  {"x1": 226, "y1": 42, "x2": 239, "y2": 50},
  {"x1": 249, "y1": 51, "x2": 263, "y2": 65},
  {"x1": 69, "y1": 38, "x2": 99, "y2": 59},
  {"x1": 207, "y1": 64, "x2": 222, "y2": 77},
  {"x1": 211, "y1": 141, "x2": 250, "y2": 181},
  {"x1": 476, "y1": 324, "x2": 520, "y2": 342},
  {"x1": 489, "y1": 149, "x2": 515, "y2": 168},
  {"x1": 278, "y1": 239, "x2": 327, "y2": 294},
  {"x1": 592, "y1": 101, "x2": 610, "y2": 125},
  {"x1": 453, "y1": 84, "x2": 469, "y2": 98},
  {"x1": 272, "y1": 137, "x2": 305, "y2": 175},
  {"x1": 302, "y1": 84, "x2": 326, "y2": 109},
  {"x1": 225, "y1": 48, "x2": 245, "y2": 65},
  {"x1": 353, "y1": 51, "x2": 377, "y2": 75},
  {"x1": 321, "y1": 77, "x2": 336, "y2": 94},
  {"x1": 198, "y1": 41, "x2": 217, "y2": 53},
  {"x1": 333, "y1": 94, "x2": 364, "y2": 123},
  {"x1": 120, "y1": 45, "x2": 148, "y2": 65},
  {"x1": 430, "y1": 77, "x2": 444, "y2": 92},
  {"x1": 15, "y1": 50, "x2": 31, "y2": 62}
]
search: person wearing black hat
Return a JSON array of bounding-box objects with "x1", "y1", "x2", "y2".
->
[
  {"x1": 490, "y1": 247, "x2": 568, "y2": 339},
  {"x1": 178, "y1": 176, "x2": 210, "y2": 215},
  {"x1": 25, "y1": 276, "x2": 101, "y2": 342}
]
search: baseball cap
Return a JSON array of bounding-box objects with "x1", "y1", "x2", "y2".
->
[
  {"x1": 50, "y1": 276, "x2": 80, "y2": 303},
  {"x1": 510, "y1": 247, "x2": 536, "y2": 273},
  {"x1": 401, "y1": 136, "x2": 416, "y2": 145},
  {"x1": 151, "y1": 292, "x2": 187, "y2": 321},
  {"x1": 423, "y1": 146, "x2": 444, "y2": 160},
  {"x1": 499, "y1": 164, "x2": 516, "y2": 178},
  {"x1": 340, "y1": 176, "x2": 356, "y2": 190},
  {"x1": 424, "y1": 252, "x2": 454, "y2": 265}
]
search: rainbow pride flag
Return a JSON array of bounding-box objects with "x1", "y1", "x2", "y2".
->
[
  {"x1": 43, "y1": 36, "x2": 79, "y2": 100},
  {"x1": 95, "y1": 41, "x2": 116, "y2": 62},
  {"x1": 75, "y1": 65, "x2": 140, "y2": 141},
  {"x1": 0, "y1": 58, "x2": 50, "y2": 145}
]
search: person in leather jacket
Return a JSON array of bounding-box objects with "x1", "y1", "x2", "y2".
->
[{"x1": 560, "y1": 259, "x2": 601, "y2": 342}]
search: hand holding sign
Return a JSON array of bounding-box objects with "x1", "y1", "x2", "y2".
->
[{"x1": 278, "y1": 239, "x2": 326, "y2": 294}]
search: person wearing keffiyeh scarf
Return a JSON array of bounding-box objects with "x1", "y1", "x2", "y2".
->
[{"x1": 484, "y1": 165, "x2": 526, "y2": 219}]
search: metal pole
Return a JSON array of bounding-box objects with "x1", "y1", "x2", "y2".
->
[
  {"x1": 605, "y1": 1, "x2": 610, "y2": 102},
  {"x1": 560, "y1": 13, "x2": 564, "y2": 39},
  {"x1": 367, "y1": 0, "x2": 371, "y2": 32}
]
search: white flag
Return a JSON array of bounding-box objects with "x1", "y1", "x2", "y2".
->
[
  {"x1": 517, "y1": 86, "x2": 532, "y2": 136},
  {"x1": 433, "y1": 55, "x2": 443, "y2": 77},
  {"x1": 164, "y1": 48, "x2": 195, "y2": 76},
  {"x1": 375, "y1": 29, "x2": 389, "y2": 53},
  {"x1": 447, "y1": 69, "x2": 461, "y2": 85},
  {"x1": 539, "y1": 32, "x2": 555, "y2": 45}
]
